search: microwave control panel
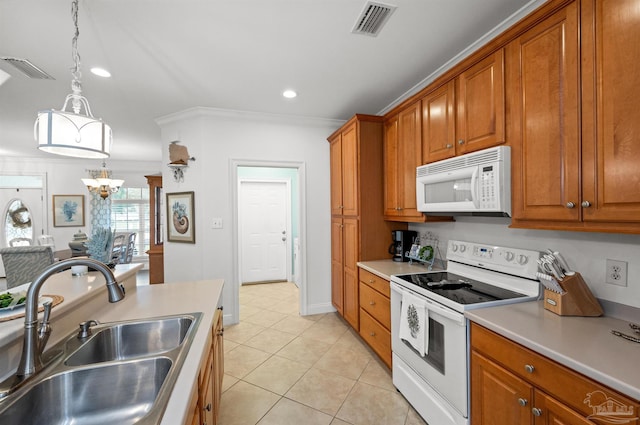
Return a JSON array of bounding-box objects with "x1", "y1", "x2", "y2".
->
[{"x1": 478, "y1": 165, "x2": 497, "y2": 208}]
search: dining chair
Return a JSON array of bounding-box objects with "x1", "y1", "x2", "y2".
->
[{"x1": 0, "y1": 246, "x2": 55, "y2": 289}]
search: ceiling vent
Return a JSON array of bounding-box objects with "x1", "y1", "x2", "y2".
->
[
  {"x1": 352, "y1": 1, "x2": 397, "y2": 37},
  {"x1": 0, "y1": 57, "x2": 54, "y2": 79}
]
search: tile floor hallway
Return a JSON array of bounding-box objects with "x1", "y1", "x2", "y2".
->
[{"x1": 219, "y1": 282, "x2": 428, "y2": 425}]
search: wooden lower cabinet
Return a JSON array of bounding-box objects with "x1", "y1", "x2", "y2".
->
[
  {"x1": 470, "y1": 323, "x2": 640, "y2": 425},
  {"x1": 358, "y1": 268, "x2": 391, "y2": 368},
  {"x1": 185, "y1": 307, "x2": 224, "y2": 425}
]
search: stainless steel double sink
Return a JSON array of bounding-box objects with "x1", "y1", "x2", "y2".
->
[{"x1": 0, "y1": 312, "x2": 203, "y2": 424}]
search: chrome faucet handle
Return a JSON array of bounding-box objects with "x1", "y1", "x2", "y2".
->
[
  {"x1": 77, "y1": 320, "x2": 100, "y2": 339},
  {"x1": 37, "y1": 301, "x2": 53, "y2": 354}
]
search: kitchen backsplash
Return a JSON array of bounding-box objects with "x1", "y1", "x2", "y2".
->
[{"x1": 410, "y1": 217, "x2": 640, "y2": 313}]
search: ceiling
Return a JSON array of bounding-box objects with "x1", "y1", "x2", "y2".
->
[{"x1": 0, "y1": 0, "x2": 543, "y2": 162}]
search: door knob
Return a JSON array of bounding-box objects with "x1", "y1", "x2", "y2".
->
[
  {"x1": 282, "y1": 237, "x2": 286, "y2": 242},
  {"x1": 282, "y1": 230, "x2": 286, "y2": 234}
]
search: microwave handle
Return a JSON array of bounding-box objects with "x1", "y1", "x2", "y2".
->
[{"x1": 470, "y1": 167, "x2": 479, "y2": 209}]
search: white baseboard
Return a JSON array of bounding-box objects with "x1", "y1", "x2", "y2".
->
[{"x1": 304, "y1": 302, "x2": 336, "y2": 316}]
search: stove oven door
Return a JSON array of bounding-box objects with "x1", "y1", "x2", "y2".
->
[{"x1": 390, "y1": 281, "x2": 468, "y2": 419}]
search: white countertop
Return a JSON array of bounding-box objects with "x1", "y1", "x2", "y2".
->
[
  {"x1": 0, "y1": 263, "x2": 143, "y2": 348},
  {"x1": 465, "y1": 301, "x2": 640, "y2": 401},
  {"x1": 357, "y1": 259, "x2": 442, "y2": 281}
]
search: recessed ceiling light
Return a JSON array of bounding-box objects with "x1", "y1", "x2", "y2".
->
[
  {"x1": 283, "y1": 90, "x2": 297, "y2": 99},
  {"x1": 90, "y1": 67, "x2": 111, "y2": 78}
]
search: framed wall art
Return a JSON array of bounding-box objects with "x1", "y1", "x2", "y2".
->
[
  {"x1": 166, "y1": 191, "x2": 195, "y2": 243},
  {"x1": 53, "y1": 194, "x2": 85, "y2": 227}
]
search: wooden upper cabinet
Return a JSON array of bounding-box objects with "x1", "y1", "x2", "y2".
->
[
  {"x1": 581, "y1": 0, "x2": 640, "y2": 223},
  {"x1": 384, "y1": 101, "x2": 424, "y2": 221},
  {"x1": 329, "y1": 134, "x2": 344, "y2": 216},
  {"x1": 422, "y1": 49, "x2": 505, "y2": 164},
  {"x1": 329, "y1": 123, "x2": 358, "y2": 217},
  {"x1": 508, "y1": 2, "x2": 581, "y2": 222},
  {"x1": 422, "y1": 81, "x2": 456, "y2": 163},
  {"x1": 456, "y1": 50, "x2": 505, "y2": 155}
]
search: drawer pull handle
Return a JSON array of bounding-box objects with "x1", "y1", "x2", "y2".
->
[
  {"x1": 370, "y1": 332, "x2": 376, "y2": 337},
  {"x1": 524, "y1": 364, "x2": 535, "y2": 373},
  {"x1": 369, "y1": 301, "x2": 375, "y2": 306},
  {"x1": 518, "y1": 398, "x2": 528, "y2": 407},
  {"x1": 532, "y1": 407, "x2": 542, "y2": 416}
]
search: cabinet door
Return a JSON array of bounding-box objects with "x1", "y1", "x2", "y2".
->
[
  {"x1": 397, "y1": 101, "x2": 423, "y2": 218},
  {"x1": 212, "y1": 308, "x2": 224, "y2": 425},
  {"x1": 581, "y1": 0, "x2": 640, "y2": 222},
  {"x1": 383, "y1": 116, "x2": 400, "y2": 218},
  {"x1": 341, "y1": 123, "x2": 359, "y2": 217},
  {"x1": 471, "y1": 351, "x2": 533, "y2": 425},
  {"x1": 456, "y1": 49, "x2": 505, "y2": 155},
  {"x1": 422, "y1": 81, "x2": 456, "y2": 163},
  {"x1": 331, "y1": 217, "x2": 344, "y2": 314},
  {"x1": 329, "y1": 134, "x2": 343, "y2": 216},
  {"x1": 508, "y1": 3, "x2": 580, "y2": 222},
  {"x1": 342, "y1": 217, "x2": 359, "y2": 330},
  {"x1": 533, "y1": 391, "x2": 595, "y2": 425}
]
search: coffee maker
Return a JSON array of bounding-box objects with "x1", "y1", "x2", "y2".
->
[{"x1": 389, "y1": 230, "x2": 418, "y2": 262}]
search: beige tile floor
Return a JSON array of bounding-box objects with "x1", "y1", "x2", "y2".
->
[{"x1": 220, "y1": 282, "x2": 428, "y2": 425}]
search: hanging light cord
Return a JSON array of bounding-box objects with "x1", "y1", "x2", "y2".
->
[{"x1": 70, "y1": 0, "x2": 83, "y2": 115}]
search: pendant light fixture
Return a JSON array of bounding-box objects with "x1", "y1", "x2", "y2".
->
[
  {"x1": 35, "y1": 0, "x2": 112, "y2": 159},
  {"x1": 81, "y1": 162, "x2": 124, "y2": 199}
]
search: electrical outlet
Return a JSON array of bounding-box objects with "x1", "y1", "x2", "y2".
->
[
  {"x1": 212, "y1": 217, "x2": 223, "y2": 229},
  {"x1": 606, "y1": 259, "x2": 628, "y2": 287}
]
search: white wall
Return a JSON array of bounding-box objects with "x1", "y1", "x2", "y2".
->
[
  {"x1": 157, "y1": 107, "x2": 343, "y2": 324},
  {"x1": 0, "y1": 156, "x2": 161, "y2": 251},
  {"x1": 410, "y1": 218, "x2": 640, "y2": 309}
]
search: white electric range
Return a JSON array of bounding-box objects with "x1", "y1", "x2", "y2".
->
[{"x1": 390, "y1": 239, "x2": 541, "y2": 425}]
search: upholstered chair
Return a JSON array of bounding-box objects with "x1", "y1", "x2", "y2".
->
[{"x1": 0, "y1": 246, "x2": 55, "y2": 289}]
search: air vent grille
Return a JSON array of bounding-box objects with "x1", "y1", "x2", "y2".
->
[
  {"x1": 417, "y1": 146, "x2": 508, "y2": 177},
  {"x1": 1, "y1": 57, "x2": 54, "y2": 80},
  {"x1": 352, "y1": 1, "x2": 396, "y2": 37}
]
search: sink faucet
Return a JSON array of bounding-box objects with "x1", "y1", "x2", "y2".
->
[{"x1": 16, "y1": 258, "x2": 125, "y2": 377}]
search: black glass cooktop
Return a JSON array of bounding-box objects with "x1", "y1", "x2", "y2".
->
[{"x1": 395, "y1": 272, "x2": 527, "y2": 305}]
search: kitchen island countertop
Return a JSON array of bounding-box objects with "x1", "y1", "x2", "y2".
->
[{"x1": 465, "y1": 301, "x2": 640, "y2": 401}]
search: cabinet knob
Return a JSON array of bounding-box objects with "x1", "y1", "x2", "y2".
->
[
  {"x1": 566, "y1": 202, "x2": 575, "y2": 209},
  {"x1": 582, "y1": 200, "x2": 592, "y2": 208},
  {"x1": 370, "y1": 332, "x2": 376, "y2": 337},
  {"x1": 518, "y1": 398, "x2": 528, "y2": 407},
  {"x1": 524, "y1": 364, "x2": 535, "y2": 373},
  {"x1": 204, "y1": 403, "x2": 212, "y2": 412},
  {"x1": 446, "y1": 143, "x2": 453, "y2": 149},
  {"x1": 458, "y1": 139, "x2": 464, "y2": 145},
  {"x1": 369, "y1": 279, "x2": 375, "y2": 284},
  {"x1": 369, "y1": 301, "x2": 375, "y2": 306},
  {"x1": 532, "y1": 407, "x2": 543, "y2": 417}
]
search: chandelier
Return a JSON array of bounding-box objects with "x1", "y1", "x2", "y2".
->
[
  {"x1": 81, "y1": 162, "x2": 124, "y2": 199},
  {"x1": 34, "y1": 0, "x2": 112, "y2": 159}
]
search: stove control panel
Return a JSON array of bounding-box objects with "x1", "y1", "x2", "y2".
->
[{"x1": 447, "y1": 240, "x2": 541, "y2": 279}]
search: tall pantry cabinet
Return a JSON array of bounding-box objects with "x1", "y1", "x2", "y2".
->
[{"x1": 328, "y1": 115, "x2": 405, "y2": 330}]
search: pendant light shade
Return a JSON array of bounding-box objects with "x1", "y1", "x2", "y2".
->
[
  {"x1": 36, "y1": 106, "x2": 112, "y2": 159},
  {"x1": 35, "y1": 0, "x2": 112, "y2": 159}
]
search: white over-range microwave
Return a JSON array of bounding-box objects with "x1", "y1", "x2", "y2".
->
[{"x1": 416, "y1": 145, "x2": 511, "y2": 216}]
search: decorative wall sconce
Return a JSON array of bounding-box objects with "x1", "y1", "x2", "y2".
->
[{"x1": 168, "y1": 141, "x2": 195, "y2": 182}]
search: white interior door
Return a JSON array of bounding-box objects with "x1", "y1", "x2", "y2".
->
[
  {"x1": 240, "y1": 180, "x2": 290, "y2": 284},
  {"x1": 0, "y1": 187, "x2": 45, "y2": 277}
]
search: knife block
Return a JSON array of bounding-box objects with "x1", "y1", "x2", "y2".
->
[{"x1": 543, "y1": 272, "x2": 603, "y2": 317}]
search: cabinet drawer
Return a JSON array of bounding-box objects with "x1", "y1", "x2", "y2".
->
[
  {"x1": 359, "y1": 269, "x2": 390, "y2": 298},
  {"x1": 359, "y1": 282, "x2": 390, "y2": 330},
  {"x1": 359, "y1": 309, "x2": 391, "y2": 368},
  {"x1": 471, "y1": 323, "x2": 639, "y2": 419}
]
